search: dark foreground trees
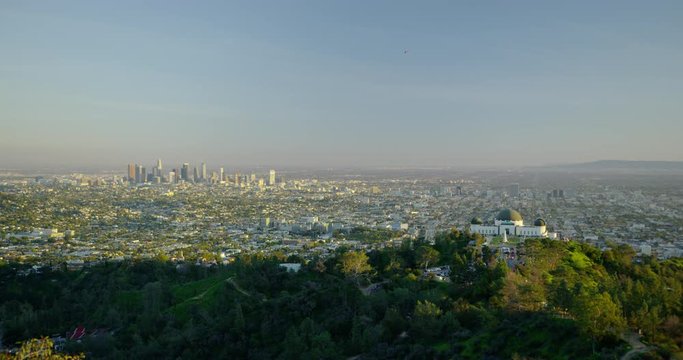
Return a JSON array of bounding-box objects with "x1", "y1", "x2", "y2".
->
[{"x1": 0, "y1": 232, "x2": 681, "y2": 359}]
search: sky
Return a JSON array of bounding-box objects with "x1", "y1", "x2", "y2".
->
[{"x1": 1, "y1": 0, "x2": 682, "y2": 170}]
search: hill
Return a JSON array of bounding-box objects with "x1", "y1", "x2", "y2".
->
[
  {"x1": 1, "y1": 233, "x2": 681, "y2": 359},
  {"x1": 543, "y1": 160, "x2": 683, "y2": 174}
]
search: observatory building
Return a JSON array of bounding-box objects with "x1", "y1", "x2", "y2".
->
[{"x1": 469, "y1": 209, "x2": 557, "y2": 239}]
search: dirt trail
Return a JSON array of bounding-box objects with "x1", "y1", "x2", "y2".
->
[
  {"x1": 226, "y1": 277, "x2": 252, "y2": 297},
  {"x1": 620, "y1": 331, "x2": 651, "y2": 360}
]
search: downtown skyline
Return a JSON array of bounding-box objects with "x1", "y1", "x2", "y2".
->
[{"x1": 125, "y1": 158, "x2": 279, "y2": 186}]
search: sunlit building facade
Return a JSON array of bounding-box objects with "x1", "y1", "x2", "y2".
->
[{"x1": 470, "y1": 208, "x2": 556, "y2": 239}]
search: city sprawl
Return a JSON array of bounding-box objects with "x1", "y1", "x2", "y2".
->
[{"x1": 1, "y1": 164, "x2": 682, "y2": 269}]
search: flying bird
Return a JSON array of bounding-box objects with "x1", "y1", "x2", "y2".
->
[{"x1": 403, "y1": 49, "x2": 409, "y2": 54}]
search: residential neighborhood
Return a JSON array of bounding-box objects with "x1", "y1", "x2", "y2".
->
[{"x1": 1, "y1": 169, "x2": 681, "y2": 268}]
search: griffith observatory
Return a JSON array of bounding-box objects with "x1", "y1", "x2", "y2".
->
[{"x1": 469, "y1": 209, "x2": 557, "y2": 239}]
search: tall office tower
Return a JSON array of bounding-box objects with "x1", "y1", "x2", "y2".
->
[
  {"x1": 258, "y1": 178, "x2": 265, "y2": 190},
  {"x1": 181, "y1": 163, "x2": 190, "y2": 181},
  {"x1": 269, "y1": 169, "x2": 276, "y2": 186},
  {"x1": 140, "y1": 166, "x2": 147, "y2": 183},
  {"x1": 157, "y1": 158, "x2": 163, "y2": 172},
  {"x1": 219, "y1": 167, "x2": 224, "y2": 182},
  {"x1": 201, "y1": 162, "x2": 207, "y2": 181},
  {"x1": 135, "y1": 165, "x2": 143, "y2": 183},
  {"x1": 128, "y1": 163, "x2": 136, "y2": 182},
  {"x1": 193, "y1": 167, "x2": 199, "y2": 182},
  {"x1": 234, "y1": 172, "x2": 240, "y2": 187},
  {"x1": 250, "y1": 173, "x2": 256, "y2": 182},
  {"x1": 169, "y1": 171, "x2": 176, "y2": 184}
]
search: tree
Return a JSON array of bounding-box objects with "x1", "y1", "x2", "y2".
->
[
  {"x1": 143, "y1": 281, "x2": 163, "y2": 315},
  {"x1": 339, "y1": 251, "x2": 372, "y2": 284},
  {"x1": 233, "y1": 302, "x2": 245, "y2": 332},
  {"x1": 1, "y1": 337, "x2": 84, "y2": 359},
  {"x1": 381, "y1": 307, "x2": 407, "y2": 339},
  {"x1": 635, "y1": 302, "x2": 662, "y2": 342},
  {"x1": 280, "y1": 327, "x2": 306, "y2": 359},
  {"x1": 306, "y1": 330, "x2": 339, "y2": 359},
  {"x1": 412, "y1": 300, "x2": 443, "y2": 340},
  {"x1": 154, "y1": 253, "x2": 169, "y2": 262},
  {"x1": 573, "y1": 292, "x2": 626, "y2": 344},
  {"x1": 416, "y1": 246, "x2": 440, "y2": 269},
  {"x1": 350, "y1": 316, "x2": 365, "y2": 353}
]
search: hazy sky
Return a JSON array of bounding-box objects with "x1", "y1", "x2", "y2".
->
[{"x1": 1, "y1": 1, "x2": 682, "y2": 170}]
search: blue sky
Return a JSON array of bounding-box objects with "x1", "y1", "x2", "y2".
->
[{"x1": 1, "y1": 1, "x2": 682, "y2": 169}]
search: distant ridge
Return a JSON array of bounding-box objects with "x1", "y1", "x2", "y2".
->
[{"x1": 544, "y1": 160, "x2": 683, "y2": 174}]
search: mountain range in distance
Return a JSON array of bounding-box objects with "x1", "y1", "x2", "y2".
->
[{"x1": 541, "y1": 160, "x2": 683, "y2": 174}]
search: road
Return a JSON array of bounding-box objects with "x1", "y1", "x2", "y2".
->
[{"x1": 620, "y1": 331, "x2": 651, "y2": 360}]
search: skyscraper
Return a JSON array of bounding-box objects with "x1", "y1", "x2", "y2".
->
[
  {"x1": 201, "y1": 162, "x2": 207, "y2": 181},
  {"x1": 136, "y1": 165, "x2": 146, "y2": 183},
  {"x1": 128, "y1": 163, "x2": 136, "y2": 182},
  {"x1": 219, "y1": 167, "x2": 224, "y2": 183},
  {"x1": 181, "y1": 163, "x2": 190, "y2": 181},
  {"x1": 193, "y1": 167, "x2": 199, "y2": 182},
  {"x1": 269, "y1": 169, "x2": 276, "y2": 186},
  {"x1": 157, "y1": 158, "x2": 163, "y2": 172}
]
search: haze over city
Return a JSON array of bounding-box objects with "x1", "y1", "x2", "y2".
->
[{"x1": 2, "y1": 0, "x2": 683, "y2": 170}]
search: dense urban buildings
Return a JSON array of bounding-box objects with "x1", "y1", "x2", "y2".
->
[{"x1": 1, "y1": 165, "x2": 682, "y2": 267}]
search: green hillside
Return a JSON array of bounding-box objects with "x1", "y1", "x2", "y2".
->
[{"x1": 1, "y1": 230, "x2": 681, "y2": 359}]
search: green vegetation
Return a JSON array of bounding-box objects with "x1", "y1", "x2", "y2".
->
[
  {"x1": 343, "y1": 227, "x2": 402, "y2": 243},
  {"x1": 0, "y1": 230, "x2": 681, "y2": 359},
  {"x1": 0, "y1": 337, "x2": 84, "y2": 359},
  {"x1": 488, "y1": 235, "x2": 523, "y2": 246},
  {"x1": 338, "y1": 250, "x2": 372, "y2": 284}
]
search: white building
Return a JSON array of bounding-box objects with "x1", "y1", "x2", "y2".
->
[
  {"x1": 269, "y1": 169, "x2": 276, "y2": 186},
  {"x1": 279, "y1": 263, "x2": 302, "y2": 272},
  {"x1": 470, "y1": 209, "x2": 557, "y2": 239},
  {"x1": 640, "y1": 244, "x2": 652, "y2": 256}
]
